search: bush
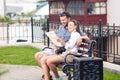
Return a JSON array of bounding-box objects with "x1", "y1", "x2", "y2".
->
[{"x1": 0, "y1": 16, "x2": 11, "y2": 22}]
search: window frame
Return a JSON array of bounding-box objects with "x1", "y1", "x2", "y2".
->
[
  {"x1": 50, "y1": 1, "x2": 65, "y2": 14},
  {"x1": 87, "y1": 2, "x2": 107, "y2": 15}
]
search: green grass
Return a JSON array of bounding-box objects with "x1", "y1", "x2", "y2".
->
[
  {"x1": 0, "y1": 46, "x2": 39, "y2": 65},
  {"x1": 0, "y1": 46, "x2": 120, "y2": 79},
  {"x1": 104, "y1": 70, "x2": 120, "y2": 80}
]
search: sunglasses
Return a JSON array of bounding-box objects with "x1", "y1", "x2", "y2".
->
[{"x1": 59, "y1": 12, "x2": 71, "y2": 18}]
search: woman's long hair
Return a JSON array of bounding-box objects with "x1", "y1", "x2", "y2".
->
[{"x1": 70, "y1": 19, "x2": 80, "y2": 33}]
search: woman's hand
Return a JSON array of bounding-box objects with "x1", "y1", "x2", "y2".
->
[{"x1": 76, "y1": 37, "x2": 82, "y2": 47}]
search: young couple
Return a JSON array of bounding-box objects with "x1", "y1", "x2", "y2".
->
[{"x1": 35, "y1": 12, "x2": 90, "y2": 80}]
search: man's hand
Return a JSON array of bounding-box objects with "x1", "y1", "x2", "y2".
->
[
  {"x1": 52, "y1": 44, "x2": 59, "y2": 50},
  {"x1": 56, "y1": 37, "x2": 66, "y2": 46}
]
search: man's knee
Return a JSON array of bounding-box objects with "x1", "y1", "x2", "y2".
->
[{"x1": 34, "y1": 52, "x2": 42, "y2": 60}]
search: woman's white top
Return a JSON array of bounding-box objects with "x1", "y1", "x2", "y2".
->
[{"x1": 65, "y1": 31, "x2": 80, "y2": 52}]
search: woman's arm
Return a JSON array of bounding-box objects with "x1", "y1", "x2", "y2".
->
[
  {"x1": 65, "y1": 32, "x2": 81, "y2": 49},
  {"x1": 76, "y1": 35, "x2": 90, "y2": 46},
  {"x1": 81, "y1": 35, "x2": 90, "y2": 42}
]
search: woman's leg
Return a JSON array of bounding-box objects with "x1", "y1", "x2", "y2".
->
[{"x1": 47, "y1": 55, "x2": 63, "y2": 78}]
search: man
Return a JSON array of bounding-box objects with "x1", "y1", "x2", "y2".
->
[
  {"x1": 34, "y1": 12, "x2": 71, "y2": 80},
  {"x1": 34, "y1": 11, "x2": 71, "y2": 67}
]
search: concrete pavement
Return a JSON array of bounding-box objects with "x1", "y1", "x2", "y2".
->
[
  {"x1": 0, "y1": 64, "x2": 67, "y2": 80},
  {"x1": 0, "y1": 62, "x2": 120, "y2": 80}
]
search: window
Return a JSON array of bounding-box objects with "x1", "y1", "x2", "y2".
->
[
  {"x1": 50, "y1": 1, "x2": 65, "y2": 14},
  {"x1": 67, "y1": 1, "x2": 84, "y2": 15},
  {"x1": 88, "y1": 2, "x2": 107, "y2": 15}
]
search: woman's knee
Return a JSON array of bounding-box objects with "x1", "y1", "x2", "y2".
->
[
  {"x1": 40, "y1": 57, "x2": 48, "y2": 64},
  {"x1": 46, "y1": 57, "x2": 58, "y2": 67},
  {"x1": 46, "y1": 59, "x2": 51, "y2": 65},
  {"x1": 46, "y1": 59, "x2": 53, "y2": 69}
]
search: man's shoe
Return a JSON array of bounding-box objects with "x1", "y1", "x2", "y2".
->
[{"x1": 41, "y1": 74, "x2": 53, "y2": 80}]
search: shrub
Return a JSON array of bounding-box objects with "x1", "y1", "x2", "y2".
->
[{"x1": 0, "y1": 16, "x2": 11, "y2": 22}]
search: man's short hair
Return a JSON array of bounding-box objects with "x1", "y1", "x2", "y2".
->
[{"x1": 59, "y1": 12, "x2": 71, "y2": 18}]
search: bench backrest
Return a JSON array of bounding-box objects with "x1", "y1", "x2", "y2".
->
[
  {"x1": 63, "y1": 40, "x2": 96, "y2": 65},
  {"x1": 78, "y1": 40, "x2": 96, "y2": 57}
]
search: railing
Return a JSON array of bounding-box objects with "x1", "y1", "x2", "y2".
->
[{"x1": 0, "y1": 17, "x2": 47, "y2": 44}]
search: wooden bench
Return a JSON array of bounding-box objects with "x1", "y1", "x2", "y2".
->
[{"x1": 62, "y1": 40, "x2": 103, "y2": 80}]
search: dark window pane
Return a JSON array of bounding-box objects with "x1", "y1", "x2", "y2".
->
[{"x1": 67, "y1": 1, "x2": 84, "y2": 15}]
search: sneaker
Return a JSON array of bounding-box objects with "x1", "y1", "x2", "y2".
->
[
  {"x1": 53, "y1": 77, "x2": 62, "y2": 80},
  {"x1": 41, "y1": 74, "x2": 53, "y2": 80}
]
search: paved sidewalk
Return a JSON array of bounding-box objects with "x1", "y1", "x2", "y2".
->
[
  {"x1": 1, "y1": 62, "x2": 120, "y2": 80},
  {"x1": 0, "y1": 64, "x2": 67, "y2": 80}
]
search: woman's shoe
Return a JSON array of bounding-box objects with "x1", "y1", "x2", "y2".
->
[{"x1": 53, "y1": 77, "x2": 62, "y2": 80}]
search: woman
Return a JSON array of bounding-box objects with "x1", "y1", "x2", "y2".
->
[{"x1": 41, "y1": 19, "x2": 82, "y2": 80}]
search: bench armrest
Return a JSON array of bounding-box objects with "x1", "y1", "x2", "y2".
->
[{"x1": 64, "y1": 40, "x2": 96, "y2": 65}]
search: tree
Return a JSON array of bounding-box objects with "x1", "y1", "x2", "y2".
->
[
  {"x1": 21, "y1": 12, "x2": 26, "y2": 17},
  {"x1": 37, "y1": 0, "x2": 47, "y2": 3}
]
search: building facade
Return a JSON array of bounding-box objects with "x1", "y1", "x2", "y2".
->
[
  {"x1": 107, "y1": 0, "x2": 120, "y2": 25},
  {"x1": 49, "y1": 0, "x2": 107, "y2": 25}
]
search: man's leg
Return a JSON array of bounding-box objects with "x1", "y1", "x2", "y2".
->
[
  {"x1": 34, "y1": 52, "x2": 43, "y2": 67},
  {"x1": 47, "y1": 55, "x2": 62, "y2": 78},
  {"x1": 41, "y1": 56, "x2": 52, "y2": 80}
]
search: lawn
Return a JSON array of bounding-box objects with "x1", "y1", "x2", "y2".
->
[
  {"x1": 0, "y1": 46, "x2": 120, "y2": 79},
  {"x1": 0, "y1": 46, "x2": 39, "y2": 65},
  {"x1": 104, "y1": 70, "x2": 120, "y2": 80}
]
